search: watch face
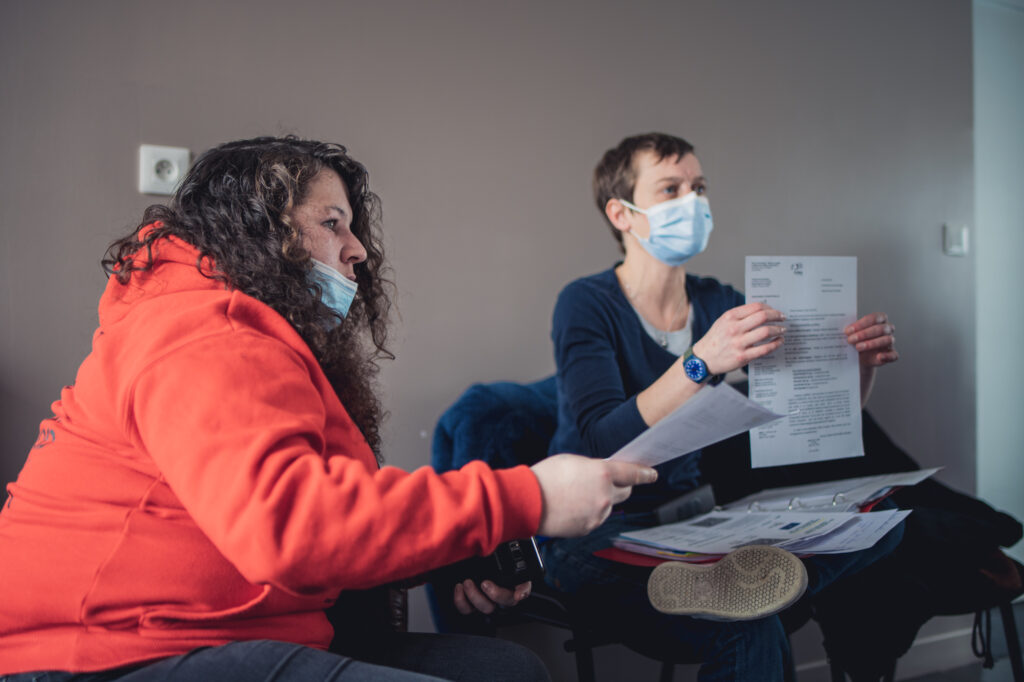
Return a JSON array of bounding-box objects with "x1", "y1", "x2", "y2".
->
[{"x1": 683, "y1": 356, "x2": 708, "y2": 382}]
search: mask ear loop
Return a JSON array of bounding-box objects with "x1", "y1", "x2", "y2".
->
[
  {"x1": 615, "y1": 199, "x2": 648, "y2": 245},
  {"x1": 619, "y1": 198, "x2": 646, "y2": 214}
]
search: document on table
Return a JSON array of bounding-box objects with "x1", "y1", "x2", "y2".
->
[
  {"x1": 609, "y1": 382, "x2": 785, "y2": 467},
  {"x1": 745, "y1": 256, "x2": 862, "y2": 467},
  {"x1": 617, "y1": 508, "x2": 909, "y2": 556},
  {"x1": 722, "y1": 468, "x2": 940, "y2": 513}
]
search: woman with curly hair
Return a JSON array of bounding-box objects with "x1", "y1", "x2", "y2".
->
[{"x1": 0, "y1": 136, "x2": 656, "y2": 682}]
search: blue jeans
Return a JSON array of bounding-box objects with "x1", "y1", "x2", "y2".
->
[
  {"x1": 0, "y1": 633, "x2": 551, "y2": 682},
  {"x1": 540, "y1": 509, "x2": 905, "y2": 682}
]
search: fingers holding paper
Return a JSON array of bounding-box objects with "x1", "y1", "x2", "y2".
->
[
  {"x1": 530, "y1": 455, "x2": 658, "y2": 537},
  {"x1": 845, "y1": 313, "x2": 899, "y2": 368},
  {"x1": 692, "y1": 302, "x2": 787, "y2": 375},
  {"x1": 846, "y1": 312, "x2": 899, "y2": 407}
]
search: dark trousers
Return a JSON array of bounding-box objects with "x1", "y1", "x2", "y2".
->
[
  {"x1": 540, "y1": 507, "x2": 904, "y2": 682},
  {"x1": 0, "y1": 632, "x2": 551, "y2": 682}
]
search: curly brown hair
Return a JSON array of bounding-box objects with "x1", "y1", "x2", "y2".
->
[{"x1": 103, "y1": 136, "x2": 393, "y2": 460}]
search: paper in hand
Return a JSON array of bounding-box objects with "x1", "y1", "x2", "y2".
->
[
  {"x1": 746, "y1": 256, "x2": 864, "y2": 467},
  {"x1": 609, "y1": 383, "x2": 784, "y2": 467}
]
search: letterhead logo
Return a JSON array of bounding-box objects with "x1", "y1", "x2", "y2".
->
[{"x1": 791, "y1": 262, "x2": 804, "y2": 276}]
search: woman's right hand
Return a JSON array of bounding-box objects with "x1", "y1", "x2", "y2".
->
[
  {"x1": 691, "y1": 302, "x2": 786, "y2": 375},
  {"x1": 530, "y1": 454, "x2": 658, "y2": 537}
]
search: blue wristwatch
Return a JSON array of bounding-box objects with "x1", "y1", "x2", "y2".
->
[{"x1": 682, "y1": 347, "x2": 721, "y2": 385}]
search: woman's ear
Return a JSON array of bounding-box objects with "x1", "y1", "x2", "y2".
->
[{"x1": 605, "y1": 198, "x2": 632, "y2": 235}]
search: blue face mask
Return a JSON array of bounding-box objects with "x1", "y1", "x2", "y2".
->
[
  {"x1": 310, "y1": 259, "x2": 358, "y2": 321},
  {"x1": 620, "y1": 192, "x2": 714, "y2": 266}
]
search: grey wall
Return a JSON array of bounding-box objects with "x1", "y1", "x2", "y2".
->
[
  {"x1": 975, "y1": 0, "x2": 1024, "y2": 565},
  {"x1": 1, "y1": 0, "x2": 980, "y2": 678}
]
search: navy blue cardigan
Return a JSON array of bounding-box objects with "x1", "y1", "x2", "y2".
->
[{"x1": 549, "y1": 267, "x2": 744, "y2": 508}]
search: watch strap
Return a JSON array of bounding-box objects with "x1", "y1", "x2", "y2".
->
[{"x1": 682, "y1": 347, "x2": 723, "y2": 386}]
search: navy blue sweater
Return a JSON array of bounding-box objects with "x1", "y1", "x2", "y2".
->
[{"x1": 549, "y1": 267, "x2": 744, "y2": 509}]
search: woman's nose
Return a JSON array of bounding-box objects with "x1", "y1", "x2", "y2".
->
[{"x1": 342, "y1": 233, "x2": 367, "y2": 264}]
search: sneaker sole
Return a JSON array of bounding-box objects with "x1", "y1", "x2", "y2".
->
[{"x1": 647, "y1": 545, "x2": 808, "y2": 621}]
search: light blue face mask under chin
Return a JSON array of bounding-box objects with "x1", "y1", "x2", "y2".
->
[
  {"x1": 621, "y1": 192, "x2": 714, "y2": 267},
  {"x1": 310, "y1": 259, "x2": 358, "y2": 322}
]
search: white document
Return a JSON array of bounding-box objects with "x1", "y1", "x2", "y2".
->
[
  {"x1": 722, "y1": 468, "x2": 941, "y2": 513},
  {"x1": 782, "y1": 509, "x2": 910, "y2": 554},
  {"x1": 618, "y1": 508, "x2": 907, "y2": 556},
  {"x1": 745, "y1": 256, "x2": 862, "y2": 467},
  {"x1": 609, "y1": 382, "x2": 784, "y2": 467}
]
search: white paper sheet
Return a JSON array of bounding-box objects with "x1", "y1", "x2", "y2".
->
[
  {"x1": 722, "y1": 468, "x2": 941, "y2": 513},
  {"x1": 745, "y1": 256, "x2": 863, "y2": 467},
  {"x1": 618, "y1": 508, "x2": 908, "y2": 556},
  {"x1": 781, "y1": 509, "x2": 910, "y2": 554},
  {"x1": 609, "y1": 382, "x2": 784, "y2": 467}
]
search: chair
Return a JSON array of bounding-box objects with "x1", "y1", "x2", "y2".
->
[
  {"x1": 966, "y1": 597, "x2": 1023, "y2": 682},
  {"x1": 811, "y1": 435, "x2": 1024, "y2": 682},
  {"x1": 825, "y1": 554, "x2": 1024, "y2": 682},
  {"x1": 428, "y1": 376, "x2": 680, "y2": 682},
  {"x1": 326, "y1": 584, "x2": 409, "y2": 653}
]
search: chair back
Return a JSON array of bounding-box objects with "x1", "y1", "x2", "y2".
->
[
  {"x1": 431, "y1": 376, "x2": 557, "y2": 474},
  {"x1": 428, "y1": 377, "x2": 557, "y2": 635}
]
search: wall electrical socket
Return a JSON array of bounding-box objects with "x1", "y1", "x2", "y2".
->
[{"x1": 138, "y1": 144, "x2": 190, "y2": 195}]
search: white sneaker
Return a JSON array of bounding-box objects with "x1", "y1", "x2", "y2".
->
[{"x1": 646, "y1": 545, "x2": 808, "y2": 621}]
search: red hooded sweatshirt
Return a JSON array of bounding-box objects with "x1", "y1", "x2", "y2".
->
[{"x1": 0, "y1": 234, "x2": 541, "y2": 674}]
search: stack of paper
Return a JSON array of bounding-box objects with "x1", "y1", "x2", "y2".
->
[
  {"x1": 613, "y1": 469, "x2": 937, "y2": 561},
  {"x1": 721, "y1": 469, "x2": 940, "y2": 514},
  {"x1": 616, "y1": 508, "x2": 909, "y2": 559}
]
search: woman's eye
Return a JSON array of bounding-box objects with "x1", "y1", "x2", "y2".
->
[
  {"x1": 661, "y1": 185, "x2": 678, "y2": 195},
  {"x1": 693, "y1": 183, "x2": 707, "y2": 196},
  {"x1": 323, "y1": 219, "x2": 338, "y2": 231}
]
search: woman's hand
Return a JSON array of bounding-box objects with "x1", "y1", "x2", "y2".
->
[
  {"x1": 691, "y1": 302, "x2": 787, "y2": 375},
  {"x1": 530, "y1": 454, "x2": 658, "y2": 537},
  {"x1": 845, "y1": 313, "x2": 898, "y2": 368},
  {"x1": 845, "y1": 313, "x2": 899, "y2": 406},
  {"x1": 636, "y1": 302, "x2": 784, "y2": 426},
  {"x1": 452, "y1": 579, "x2": 532, "y2": 615}
]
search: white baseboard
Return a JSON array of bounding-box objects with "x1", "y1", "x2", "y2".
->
[{"x1": 793, "y1": 616, "x2": 981, "y2": 681}]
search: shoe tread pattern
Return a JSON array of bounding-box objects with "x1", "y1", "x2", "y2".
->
[{"x1": 646, "y1": 545, "x2": 808, "y2": 621}]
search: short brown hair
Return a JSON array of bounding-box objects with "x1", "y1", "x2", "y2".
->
[{"x1": 592, "y1": 132, "x2": 695, "y2": 249}]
